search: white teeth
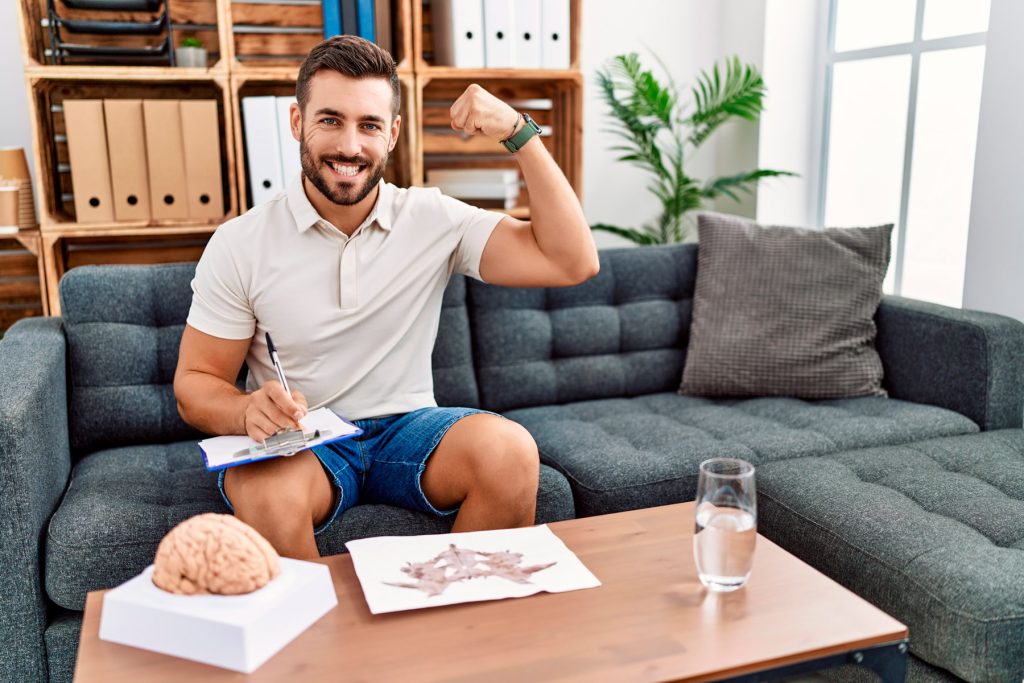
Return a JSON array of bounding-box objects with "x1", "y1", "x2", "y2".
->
[{"x1": 330, "y1": 161, "x2": 361, "y2": 177}]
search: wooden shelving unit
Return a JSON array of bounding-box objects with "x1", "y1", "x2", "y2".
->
[{"x1": 14, "y1": 0, "x2": 583, "y2": 319}]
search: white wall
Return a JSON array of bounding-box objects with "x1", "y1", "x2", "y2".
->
[
  {"x1": 962, "y1": 0, "x2": 1024, "y2": 321},
  {"x1": 756, "y1": 0, "x2": 823, "y2": 227},
  {"x1": 0, "y1": 0, "x2": 35, "y2": 184},
  {"x1": 581, "y1": 0, "x2": 767, "y2": 248}
]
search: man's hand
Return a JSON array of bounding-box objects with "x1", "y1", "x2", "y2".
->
[
  {"x1": 450, "y1": 84, "x2": 521, "y2": 141},
  {"x1": 244, "y1": 380, "x2": 308, "y2": 442}
]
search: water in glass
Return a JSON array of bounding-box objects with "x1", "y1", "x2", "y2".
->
[{"x1": 693, "y1": 458, "x2": 756, "y2": 591}]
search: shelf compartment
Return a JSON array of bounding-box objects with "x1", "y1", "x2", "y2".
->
[
  {"x1": 226, "y1": 0, "x2": 412, "y2": 72},
  {"x1": 30, "y1": 76, "x2": 238, "y2": 230},
  {"x1": 415, "y1": 74, "x2": 581, "y2": 214},
  {"x1": 415, "y1": 0, "x2": 580, "y2": 72},
  {"x1": 20, "y1": 0, "x2": 221, "y2": 68}
]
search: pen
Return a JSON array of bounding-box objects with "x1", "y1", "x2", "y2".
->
[{"x1": 265, "y1": 332, "x2": 291, "y2": 395}]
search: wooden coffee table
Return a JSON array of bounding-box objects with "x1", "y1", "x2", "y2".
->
[{"x1": 74, "y1": 503, "x2": 908, "y2": 682}]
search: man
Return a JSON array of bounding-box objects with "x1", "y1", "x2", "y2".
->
[{"x1": 173, "y1": 35, "x2": 598, "y2": 560}]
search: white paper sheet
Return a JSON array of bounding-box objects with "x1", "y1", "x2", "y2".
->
[
  {"x1": 199, "y1": 407, "x2": 361, "y2": 470},
  {"x1": 346, "y1": 525, "x2": 601, "y2": 614}
]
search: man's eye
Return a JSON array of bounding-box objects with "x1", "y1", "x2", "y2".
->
[
  {"x1": 362, "y1": 123, "x2": 380, "y2": 131},
  {"x1": 321, "y1": 118, "x2": 338, "y2": 125}
]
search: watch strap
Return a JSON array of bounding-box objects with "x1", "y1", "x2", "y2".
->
[{"x1": 501, "y1": 113, "x2": 541, "y2": 153}]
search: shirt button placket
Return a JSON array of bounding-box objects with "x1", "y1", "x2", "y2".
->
[{"x1": 339, "y1": 237, "x2": 358, "y2": 309}]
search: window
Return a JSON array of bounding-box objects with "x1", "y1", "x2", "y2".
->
[{"x1": 819, "y1": 0, "x2": 989, "y2": 306}]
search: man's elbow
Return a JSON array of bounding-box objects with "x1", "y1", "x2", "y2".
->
[{"x1": 566, "y1": 254, "x2": 600, "y2": 285}]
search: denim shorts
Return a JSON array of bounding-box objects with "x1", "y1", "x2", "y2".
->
[{"x1": 217, "y1": 406, "x2": 498, "y2": 535}]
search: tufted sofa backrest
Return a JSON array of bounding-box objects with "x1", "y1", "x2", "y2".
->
[
  {"x1": 61, "y1": 263, "x2": 203, "y2": 453},
  {"x1": 467, "y1": 244, "x2": 697, "y2": 412},
  {"x1": 60, "y1": 264, "x2": 483, "y2": 453}
]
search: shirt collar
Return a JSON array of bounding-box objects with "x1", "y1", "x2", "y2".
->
[{"x1": 286, "y1": 173, "x2": 394, "y2": 234}]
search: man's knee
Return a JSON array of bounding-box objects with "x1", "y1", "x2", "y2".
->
[
  {"x1": 223, "y1": 451, "x2": 327, "y2": 518},
  {"x1": 472, "y1": 420, "x2": 540, "y2": 495}
]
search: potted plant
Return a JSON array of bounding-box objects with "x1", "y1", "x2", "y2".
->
[
  {"x1": 175, "y1": 36, "x2": 208, "y2": 68},
  {"x1": 593, "y1": 53, "x2": 795, "y2": 244}
]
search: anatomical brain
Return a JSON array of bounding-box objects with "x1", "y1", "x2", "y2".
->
[{"x1": 152, "y1": 513, "x2": 281, "y2": 595}]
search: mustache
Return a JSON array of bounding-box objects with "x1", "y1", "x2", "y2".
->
[{"x1": 321, "y1": 155, "x2": 370, "y2": 166}]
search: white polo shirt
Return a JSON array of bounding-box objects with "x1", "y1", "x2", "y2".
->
[{"x1": 187, "y1": 174, "x2": 504, "y2": 420}]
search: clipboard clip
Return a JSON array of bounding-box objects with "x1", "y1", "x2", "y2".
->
[{"x1": 232, "y1": 428, "x2": 332, "y2": 459}]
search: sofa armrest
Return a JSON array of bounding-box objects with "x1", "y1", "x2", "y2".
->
[
  {"x1": 876, "y1": 295, "x2": 1024, "y2": 430},
  {"x1": 0, "y1": 317, "x2": 71, "y2": 682}
]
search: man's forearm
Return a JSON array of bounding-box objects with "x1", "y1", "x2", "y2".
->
[
  {"x1": 515, "y1": 134, "x2": 598, "y2": 279},
  {"x1": 176, "y1": 371, "x2": 250, "y2": 436}
]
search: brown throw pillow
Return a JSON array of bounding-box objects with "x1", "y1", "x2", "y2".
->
[{"x1": 680, "y1": 212, "x2": 893, "y2": 399}]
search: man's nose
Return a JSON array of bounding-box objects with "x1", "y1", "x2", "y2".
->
[{"x1": 334, "y1": 125, "x2": 361, "y2": 158}]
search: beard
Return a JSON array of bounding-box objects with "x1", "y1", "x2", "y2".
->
[{"x1": 299, "y1": 136, "x2": 389, "y2": 206}]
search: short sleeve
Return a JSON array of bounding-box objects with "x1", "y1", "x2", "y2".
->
[
  {"x1": 186, "y1": 228, "x2": 256, "y2": 340},
  {"x1": 437, "y1": 191, "x2": 505, "y2": 282}
]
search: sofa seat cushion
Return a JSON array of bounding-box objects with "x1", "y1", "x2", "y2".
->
[
  {"x1": 505, "y1": 392, "x2": 977, "y2": 516},
  {"x1": 45, "y1": 442, "x2": 575, "y2": 611},
  {"x1": 757, "y1": 430, "x2": 1024, "y2": 682}
]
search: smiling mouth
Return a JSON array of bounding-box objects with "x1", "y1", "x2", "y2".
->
[{"x1": 326, "y1": 160, "x2": 367, "y2": 179}]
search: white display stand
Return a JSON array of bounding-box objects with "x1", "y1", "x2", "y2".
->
[{"x1": 99, "y1": 558, "x2": 337, "y2": 673}]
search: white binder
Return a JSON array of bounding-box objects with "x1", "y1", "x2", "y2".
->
[
  {"x1": 514, "y1": 0, "x2": 543, "y2": 69},
  {"x1": 541, "y1": 0, "x2": 570, "y2": 69},
  {"x1": 483, "y1": 0, "x2": 516, "y2": 68},
  {"x1": 431, "y1": 0, "x2": 485, "y2": 68},
  {"x1": 241, "y1": 96, "x2": 284, "y2": 207},
  {"x1": 276, "y1": 97, "x2": 301, "y2": 186}
]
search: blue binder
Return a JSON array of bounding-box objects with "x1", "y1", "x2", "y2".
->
[
  {"x1": 322, "y1": 0, "x2": 342, "y2": 37},
  {"x1": 356, "y1": 0, "x2": 375, "y2": 42}
]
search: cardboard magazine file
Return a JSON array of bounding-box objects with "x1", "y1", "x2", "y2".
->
[
  {"x1": 63, "y1": 100, "x2": 115, "y2": 223},
  {"x1": 142, "y1": 99, "x2": 190, "y2": 220},
  {"x1": 103, "y1": 100, "x2": 152, "y2": 221},
  {"x1": 179, "y1": 99, "x2": 224, "y2": 220},
  {"x1": 99, "y1": 558, "x2": 338, "y2": 673}
]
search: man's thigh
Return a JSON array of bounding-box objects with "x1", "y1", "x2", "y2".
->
[
  {"x1": 361, "y1": 407, "x2": 501, "y2": 514},
  {"x1": 219, "y1": 450, "x2": 336, "y2": 526}
]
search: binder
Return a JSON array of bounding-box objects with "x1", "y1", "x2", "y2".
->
[
  {"x1": 179, "y1": 99, "x2": 224, "y2": 220},
  {"x1": 514, "y1": 0, "x2": 542, "y2": 69},
  {"x1": 341, "y1": 0, "x2": 358, "y2": 36},
  {"x1": 322, "y1": 0, "x2": 342, "y2": 37},
  {"x1": 242, "y1": 96, "x2": 284, "y2": 206},
  {"x1": 431, "y1": 0, "x2": 485, "y2": 68},
  {"x1": 483, "y1": 0, "x2": 516, "y2": 67},
  {"x1": 541, "y1": 0, "x2": 570, "y2": 69},
  {"x1": 63, "y1": 99, "x2": 115, "y2": 223},
  {"x1": 276, "y1": 97, "x2": 301, "y2": 184},
  {"x1": 102, "y1": 99, "x2": 151, "y2": 221},
  {"x1": 142, "y1": 99, "x2": 190, "y2": 219},
  {"x1": 356, "y1": 0, "x2": 375, "y2": 41}
]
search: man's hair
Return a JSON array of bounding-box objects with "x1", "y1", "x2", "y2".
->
[{"x1": 296, "y1": 35, "x2": 400, "y2": 118}]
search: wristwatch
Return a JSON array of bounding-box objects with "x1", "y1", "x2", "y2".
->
[{"x1": 501, "y1": 113, "x2": 541, "y2": 153}]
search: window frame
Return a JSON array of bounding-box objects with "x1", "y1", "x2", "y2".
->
[{"x1": 816, "y1": 0, "x2": 987, "y2": 295}]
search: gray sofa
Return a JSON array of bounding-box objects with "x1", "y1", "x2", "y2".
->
[{"x1": 2, "y1": 244, "x2": 1022, "y2": 682}]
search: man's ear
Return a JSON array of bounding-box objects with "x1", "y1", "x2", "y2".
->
[
  {"x1": 289, "y1": 102, "x2": 302, "y2": 142},
  {"x1": 389, "y1": 114, "x2": 402, "y2": 152}
]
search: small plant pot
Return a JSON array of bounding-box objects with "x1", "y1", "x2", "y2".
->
[{"x1": 175, "y1": 46, "x2": 208, "y2": 68}]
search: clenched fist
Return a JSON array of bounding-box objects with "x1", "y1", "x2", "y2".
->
[{"x1": 450, "y1": 84, "x2": 522, "y2": 141}]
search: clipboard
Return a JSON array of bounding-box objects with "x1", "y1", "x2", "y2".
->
[{"x1": 199, "y1": 407, "x2": 362, "y2": 471}]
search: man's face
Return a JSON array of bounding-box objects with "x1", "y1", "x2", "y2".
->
[{"x1": 292, "y1": 71, "x2": 401, "y2": 206}]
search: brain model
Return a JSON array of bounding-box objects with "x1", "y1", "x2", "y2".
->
[{"x1": 152, "y1": 513, "x2": 281, "y2": 595}]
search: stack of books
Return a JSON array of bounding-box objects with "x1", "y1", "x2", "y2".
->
[{"x1": 426, "y1": 169, "x2": 521, "y2": 209}]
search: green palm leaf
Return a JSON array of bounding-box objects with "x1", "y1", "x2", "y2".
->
[
  {"x1": 688, "y1": 56, "x2": 766, "y2": 147},
  {"x1": 590, "y1": 223, "x2": 661, "y2": 245},
  {"x1": 702, "y1": 169, "x2": 798, "y2": 202}
]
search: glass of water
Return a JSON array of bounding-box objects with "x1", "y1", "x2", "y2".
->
[{"x1": 693, "y1": 458, "x2": 757, "y2": 592}]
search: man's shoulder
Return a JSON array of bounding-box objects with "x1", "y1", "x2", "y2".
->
[{"x1": 212, "y1": 193, "x2": 291, "y2": 242}]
